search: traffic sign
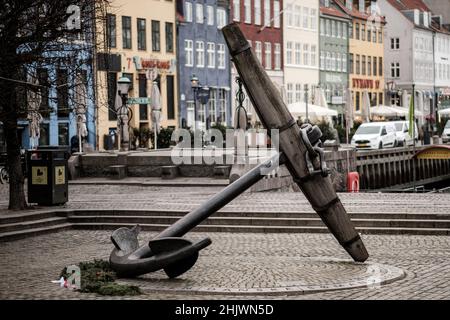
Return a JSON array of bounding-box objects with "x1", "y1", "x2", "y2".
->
[{"x1": 127, "y1": 97, "x2": 151, "y2": 105}]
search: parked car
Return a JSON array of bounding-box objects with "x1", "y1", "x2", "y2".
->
[
  {"x1": 391, "y1": 121, "x2": 419, "y2": 147},
  {"x1": 351, "y1": 122, "x2": 397, "y2": 150},
  {"x1": 442, "y1": 120, "x2": 450, "y2": 144}
]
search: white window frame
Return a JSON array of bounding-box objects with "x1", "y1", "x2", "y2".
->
[
  {"x1": 286, "y1": 4, "x2": 293, "y2": 27},
  {"x1": 287, "y1": 83, "x2": 293, "y2": 104},
  {"x1": 196, "y1": 4, "x2": 203, "y2": 24},
  {"x1": 217, "y1": 8, "x2": 226, "y2": 29},
  {"x1": 274, "y1": 1, "x2": 280, "y2": 28},
  {"x1": 254, "y1": 0, "x2": 261, "y2": 25},
  {"x1": 295, "y1": 83, "x2": 302, "y2": 102},
  {"x1": 244, "y1": 0, "x2": 251, "y2": 23},
  {"x1": 207, "y1": 42, "x2": 215, "y2": 68},
  {"x1": 196, "y1": 41, "x2": 205, "y2": 67},
  {"x1": 255, "y1": 41, "x2": 262, "y2": 63},
  {"x1": 185, "y1": 2, "x2": 193, "y2": 22},
  {"x1": 294, "y1": 5, "x2": 301, "y2": 28},
  {"x1": 274, "y1": 43, "x2": 281, "y2": 70},
  {"x1": 264, "y1": 0, "x2": 271, "y2": 27},
  {"x1": 286, "y1": 41, "x2": 293, "y2": 65},
  {"x1": 207, "y1": 6, "x2": 214, "y2": 25},
  {"x1": 185, "y1": 39, "x2": 193, "y2": 66},
  {"x1": 342, "y1": 53, "x2": 347, "y2": 72},
  {"x1": 310, "y1": 8, "x2": 317, "y2": 31},
  {"x1": 295, "y1": 42, "x2": 301, "y2": 65},
  {"x1": 303, "y1": 43, "x2": 309, "y2": 66},
  {"x1": 311, "y1": 45, "x2": 316, "y2": 67},
  {"x1": 265, "y1": 42, "x2": 272, "y2": 69},
  {"x1": 320, "y1": 51, "x2": 325, "y2": 70},
  {"x1": 233, "y1": 0, "x2": 240, "y2": 22},
  {"x1": 218, "y1": 44, "x2": 226, "y2": 69},
  {"x1": 302, "y1": 7, "x2": 309, "y2": 29}
]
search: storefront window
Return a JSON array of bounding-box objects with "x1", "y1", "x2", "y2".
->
[
  {"x1": 39, "y1": 123, "x2": 50, "y2": 146},
  {"x1": 58, "y1": 123, "x2": 69, "y2": 146}
]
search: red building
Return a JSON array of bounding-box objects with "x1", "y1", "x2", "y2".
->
[{"x1": 230, "y1": 0, "x2": 284, "y2": 125}]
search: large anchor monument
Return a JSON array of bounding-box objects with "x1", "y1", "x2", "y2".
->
[{"x1": 109, "y1": 24, "x2": 369, "y2": 279}]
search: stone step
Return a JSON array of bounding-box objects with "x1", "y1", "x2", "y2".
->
[
  {"x1": 72, "y1": 222, "x2": 450, "y2": 236},
  {"x1": 0, "y1": 217, "x2": 69, "y2": 233},
  {"x1": 67, "y1": 209, "x2": 450, "y2": 221},
  {"x1": 0, "y1": 211, "x2": 62, "y2": 225},
  {"x1": 0, "y1": 223, "x2": 73, "y2": 242},
  {"x1": 67, "y1": 215, "x2": 450, "y2": 229}
]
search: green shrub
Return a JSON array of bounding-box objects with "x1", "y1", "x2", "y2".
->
[
  {"x1": 316, "y1": 120, "x2": 337, "y2": 142},
  {"x1": 150, "y1": 127, "x2": 176, "y2": 149},
  {"x1": 60, "y1": 259, "x2": 142, "y2": 296}
]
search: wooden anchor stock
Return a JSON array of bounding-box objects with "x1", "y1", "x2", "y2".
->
[{"x1": 222, "y1": 23, "x2": 368, "y2": 263}]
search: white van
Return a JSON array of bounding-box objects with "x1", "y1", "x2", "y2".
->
[
  {"x1": 351, "y1": 122, "x2": 397, "y2": 150},
  {"x1": 391, "y1": 121, "x2": 418, "y2": 147},
  {"x1": 442, "y1": 120, "x2": 450, "y2": 144}
]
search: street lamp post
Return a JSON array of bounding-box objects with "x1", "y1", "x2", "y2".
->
[
  {"x1": 117, "y1": 76, "x2": 131, "y2": 152},
  {"x1": 191, "y1": 74, "x2": 199, "y2": 131},
  {"x1": 304, "y1": 84, "x2": 309, "y2": 123}
]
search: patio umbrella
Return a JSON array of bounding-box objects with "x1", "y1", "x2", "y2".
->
[
  {"x1": 313, "y1": 86, "x2": 329, "y2": 109},
  {"x1": 151, "y1": 81, "x2": 162, "y2": 150},
  {"x1": 345, "y1": 88, "x2": 354, "y2": 130},
  {"x1": 402, "y1": 90, "x2": 409, "y2": 108},
  {"x1": 361, "y1": 90, "x2": 371, "y2": 123},
  {"x1": 438, "y1": 108, "x2": 450, "y2": 116},
  {"x1": 27, "y1": 75, "x2": 42, "y2": 149},
  {"x1": 287, "y1": 102, "x2": 338, "y2": 119},
  {"x1": 75, "y1": 72, "x2": 88, "y2": 153},
  {"x1": 369, "y1": 105, "x2": 400, "y2": 118}
]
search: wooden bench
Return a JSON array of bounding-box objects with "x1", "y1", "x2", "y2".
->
[{"x1": 161, "y1": 166, "x2": 178, "y2": 180}]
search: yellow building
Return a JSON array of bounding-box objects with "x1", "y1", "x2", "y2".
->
[
  {"x1": 336, "y1": 0, "x2": 386, "y2": 115},
  {"x1": 95, "y1": 0, "x2": 178, "y2": 150}
]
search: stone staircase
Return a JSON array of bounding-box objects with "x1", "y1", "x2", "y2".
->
[{"x1": 1, "y1": 208, "x2": 450, "y2": 241}]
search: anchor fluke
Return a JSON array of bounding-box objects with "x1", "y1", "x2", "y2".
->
[{"x1": 150, "y1": 237, "x2": 212, "y2": 278}]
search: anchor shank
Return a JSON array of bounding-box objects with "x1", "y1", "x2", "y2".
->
[{"x1": 157, "y1": 153, "x2": 284, "y2": 238}]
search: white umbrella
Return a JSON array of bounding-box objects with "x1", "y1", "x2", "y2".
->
[
  {"x1": 75, "y1": 72, "x2": 88, "y2": 153},
  {"x1": 288, "y1": 102, "x2": 338, "y2": 119},
  {"x1": 151, "y1": 81, "x2": 162, "y2": 150},
  {"x1": 313, "y1": 86, "x2": 329, "y2": 109},
  {"x1": 361, "y1": 90, "x2": 371, "y2": 122},
  {"x1": 370, "y1": 105, "x2": 400, "y2": 117},
  {"x1": 27, "y1": 75, "x2": 42, "y2": 149},
  {"x1": 345, "y1": 88, "x2": 354, "y2": 144},
  {"x1": 438, "y1": 108, "x2": 450, "y2": 116},
  {"x1": 402, "y1": 90, "x2": 409, "y2": 108}
]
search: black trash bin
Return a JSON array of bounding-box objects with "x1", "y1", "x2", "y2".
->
[{"x1": 27, "y1": 148, "x2": 69, "y2": 206}]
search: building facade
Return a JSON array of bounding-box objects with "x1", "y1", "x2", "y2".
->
[
  {"x1": 433, "y1": 23, "x2": 450, "y2": 110},
  {"x1": 319, "y1": 0, "x2": 351, "y2": 122},
  {"x1": 96, "y1": 0, "x2": 178, "y2": 150},
  {"x1": 379, "y1": 0, "x2": 438, "y2": 123},
  {"x1": 283, "y1": 0, "x2": 319, "y2": 109},
  {"x1": 335, "y1": 0, "x2": 385, "y2": 116},
  {"x1": 177, "y1": 0, "x2": 232, "y2": 131},
  {"x1": 231, "y1": 0, "x2": 284, "y2": 126}
]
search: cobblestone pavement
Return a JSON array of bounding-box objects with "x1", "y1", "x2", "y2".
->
[
  {"x1": 0, "y1": 230, "x2": 449, "y2": 300},
  {"x1": 1, "y1": 183, "x2": 450, "y2": 299}
]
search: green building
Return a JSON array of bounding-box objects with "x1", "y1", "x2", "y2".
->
[{"x1": 319, "y1": 0, "x2": 351, "y2": 124}]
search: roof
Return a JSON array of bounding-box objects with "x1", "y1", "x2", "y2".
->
[
  {"x1": 320, "y1": 6, "x2": 352, "y2": 20},
  {"x1": 334, "y1": 0, "x2": 387, "y2": 23},
  {"x1": 386, "y1": 0, "x2": 430, "y2": 12}
]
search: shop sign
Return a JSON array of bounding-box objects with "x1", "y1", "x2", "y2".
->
[
  {"x1": 352, "y1": 78, "x2": 380, "y2": 90},
  {"x1": 133, "y1": 57, "x2": 176, "y2": 73}
]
